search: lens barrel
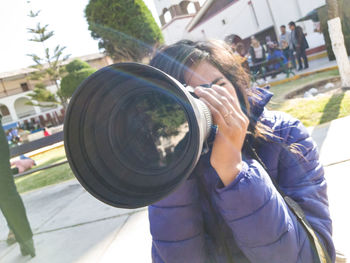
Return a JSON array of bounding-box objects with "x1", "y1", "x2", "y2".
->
[{"x1": 64, "y1": 63, "x2": 212, "y2": 208}]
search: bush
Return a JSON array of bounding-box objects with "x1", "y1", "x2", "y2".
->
[
  {"x1": 60, "y1": 60, "x2": 96, "y2": 98},
  {"x1": 85, "y1": 0, "x2": 163, "y2": 61},
  {"x1": 66, "y1": 59, "x2": 91, "y2": 73}
]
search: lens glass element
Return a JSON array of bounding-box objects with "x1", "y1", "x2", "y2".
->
[{"x1": 113, "y1": 90, "x2": 189, "y2": 172}]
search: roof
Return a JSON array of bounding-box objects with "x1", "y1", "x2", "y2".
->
[
  {"x1": 187, "y1": 0, "x2": 238, "y2": 32},
  {"x1": 0, "y1": 53, "x2": 107, "y2": 80}
]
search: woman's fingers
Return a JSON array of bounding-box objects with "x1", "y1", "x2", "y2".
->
[
  {"x1": 194, "y1": 86, "x2": 249, "y2": 128},
  {"x1": 198, "y1": 97, "x2": 227, "y2": 128},
  {"x1": 194, "y1": 87, "x2": 231, "y2": 122},
  {"x1": 211, "y1": 85, "x2": 249, "y2": 124}
]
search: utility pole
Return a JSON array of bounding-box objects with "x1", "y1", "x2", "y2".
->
[
  {"x1": 265, "y1": 0, "x2": 279, "y2": 41},
  {"x1": 248, "y1": 0, "x2": 259, "y2": 29}
]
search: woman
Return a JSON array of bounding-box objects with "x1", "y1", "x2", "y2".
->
[
  {"x1": 148, "y1": 40, "x2": 335, "y2": 262},
  {"x1": 248, "y1": 37, "x2": 266, "y2": 76},
  {"x1": 248, "y1": 37, "x2": 266, "y2": 64}
]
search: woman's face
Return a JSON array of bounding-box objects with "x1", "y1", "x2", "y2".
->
[{"x1": 184, "y1": 60, "x2": 234, "y2": 92}]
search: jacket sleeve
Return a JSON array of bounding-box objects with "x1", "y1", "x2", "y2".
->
[
  {"x1": 148, "y1": 177, "x2": 206, "y2": 263},
  {"x1": 212, "y1": 114, "x2": 335, "y2": 263}
]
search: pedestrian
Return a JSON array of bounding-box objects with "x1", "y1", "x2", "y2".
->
[
  {"x1": 248, "y1": 36, "x2": 266, "y2": 64},
  {"x1": 148, "y1": 39, "x2": 334, "y2": 262},
  {"x1": 289, "y1": 21, "x2": 309, "y2": 71},
  {"x1": 266, "y1": 42, "x2": 288, "y2": 77},
  {"x1": 248, "y1": 37, "x2": 266, "y2": 75},
  {"x1": 279, "y1": 24, "x2": 296, "y2": 69},
  {"x1": 0, "y1": 114, "x2": 36, "y2": 257}
]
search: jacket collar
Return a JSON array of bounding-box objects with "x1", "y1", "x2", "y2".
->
[{"x1": 249, "y1": 86, "x2": 273, "y2": 119}]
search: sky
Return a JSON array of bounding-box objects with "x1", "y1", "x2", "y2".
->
[{"x1": 0, "y1": 0, "x2": 160, "y2": 73}]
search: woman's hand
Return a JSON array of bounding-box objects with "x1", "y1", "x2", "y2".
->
[{"x1": 194, "y1": 84, "x2": 249, "y2": 186}]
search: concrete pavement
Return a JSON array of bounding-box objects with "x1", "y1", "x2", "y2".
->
[
  {"x1": 0, "y1": 180, "x2": 150, "y2": 263},
  {"x1": 264, "y1": 54, "x2": 339, "y2": 87}
]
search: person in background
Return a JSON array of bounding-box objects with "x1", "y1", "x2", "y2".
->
[
  {"x1": 279, "y1": 25, "x2": 296, "y2": 69},
  {"x1": 267, "y1": 42, "x2": 288, "y2": 73},
  {"x1": 0, "y1": 114, "x2": 36, "y2": 257},
  {"x1": 248, "y1": 36, "x2": 266, "y2": 65},
  {"x1": 235, "y1": 42, "x2": 249, "y2": 71},
  {"x1": 248, "y1": 37, "x2": 266, "y2": 75},
  {"x1": 289, "y1": 21, "x2": 309, "y2": 71},
  {"x1": 43, "y1": 127, "x2": 51, "y2": 137}
]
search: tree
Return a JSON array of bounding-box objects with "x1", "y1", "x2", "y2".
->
[
  {"x1": 60, "y1": 59, "x2": 96, "y2": 99},
  {"x1": 26, "y1": 9, "x2": 71, "y2": 108},
  {"x1": 327, "y1": 0, "x2": 350, "y2": 88},
  {"x1": 85, "y1": 0, "x2": 163, "y2": 62}
]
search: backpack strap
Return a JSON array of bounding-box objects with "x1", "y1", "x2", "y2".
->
[{"x1": 248, "y1": 146, "x2": 332, "y2": 263}]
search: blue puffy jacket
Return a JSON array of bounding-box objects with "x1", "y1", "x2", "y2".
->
[{"x1": 148, "y1": 88, "x2": 335, "y2": 263}]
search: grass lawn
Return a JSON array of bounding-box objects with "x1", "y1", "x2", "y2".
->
[
  {"x1": 268, "y1": 69, "x2": 340, "y2": 107},
  {"x1": 14, "y1": 146, "x2": 75, "y2": 194},
  {"x1": 266, "y1": 69, "x2": 350, "y2": 126},
  {"x1": 276, "y1": 91, "x2": 350, "y2": 127}
]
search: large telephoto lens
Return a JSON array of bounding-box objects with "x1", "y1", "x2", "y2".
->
[{"x1": 64, "y1": 63, "x2": 212, "y2": 208}]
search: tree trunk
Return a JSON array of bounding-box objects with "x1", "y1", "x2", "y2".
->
[{"x1": 327, "y1": 0, "x2": 350, "y2": 88}]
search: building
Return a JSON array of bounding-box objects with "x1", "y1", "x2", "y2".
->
[
  {"x1": 0, "y1": 53, "x2": 113, "y2": 131},
  {"x1": 154, "y1": 0, "x2": 327, "y2": 54},
  {"x1": 155, "y1": 0, "x2": 204, "y2": 44}
]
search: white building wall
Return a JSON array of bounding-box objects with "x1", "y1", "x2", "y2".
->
[
  {"x1": 187, "y1": 0, "x2": 258, "y2": 41},
  {"x1": 0, "y1": 91, "x2": 60, "y2": 125},
  {"x1": 186, "y1": 0, "x2": 326, "y2": 50},
  {"x1": 163, "y1": 17, "x2": 194, "y2": 44},
  {"x1": 268, "y1": 0, "x2": 326, "y2": 49}
]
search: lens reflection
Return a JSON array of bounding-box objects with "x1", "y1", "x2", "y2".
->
[{"x1": 114, "y1": 90, "x2": 189, "y2": 171}]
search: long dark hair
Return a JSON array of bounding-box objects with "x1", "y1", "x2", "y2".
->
[
  {"x1": 149, "y1": 39, "x2": 272, "y2": 141},
  {"x1": 149, "y1": 39, "x2": 272, "y2": 262}
]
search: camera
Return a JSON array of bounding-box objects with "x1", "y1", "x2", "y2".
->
[{"x1": 64, "y1": 63, "x2": 212, "y2": 208}]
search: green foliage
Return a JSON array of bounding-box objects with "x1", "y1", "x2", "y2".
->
[
  {"x1": 27, "y1": 88, "x2": 59, "y2": 107},
  {"x1": 15, "y1": 146, "x2": 74, "y2": 193},
  {"x1": 278, "y1": 91, "x2": 350, "y2": 127},
  {"x1": 65, "y1": 59, "x2": 91, "y2": 73},
  {"x1": 26, "y1": 8, "x2": 70, "y2": 108},
  {"x1": 85, "y1": 0, "x2": 163, "y2": 61},
  {"x1": 136, "y1": 94, "x2": 187, "y2": 137},
  {"x1": 60, "y1": 60, "x2": 96, "y2": 98}
]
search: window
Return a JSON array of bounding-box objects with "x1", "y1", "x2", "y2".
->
[
  {"x1": 0, "y1": 105, "x2": 10, "y2": 116},
  {"x1": 187, "y1": 2, "x2": 196, "y2": 14},
  {"x1": 21, "y1": 82, "x2": 29, "y2": 91},
  {"x1": 164, "y1": 10, "x2": 172, "y2": 23}
]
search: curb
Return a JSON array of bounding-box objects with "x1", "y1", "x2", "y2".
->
[
  {"x1": 269, "y1": 65, "x2": 339, "y2": 87},
  {"x1": 308, "y1": 52, "x2": 328, "y2": 61},
  {"x1": 28, "y1": 143, "x2": 64, "y2": 158}
]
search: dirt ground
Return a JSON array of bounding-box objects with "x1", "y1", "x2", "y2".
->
[{"x1": 285, "y1": 77, "x2": 345, "y2": 99}]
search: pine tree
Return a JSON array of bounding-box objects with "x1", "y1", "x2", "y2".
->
[{"x1": 26, "y1": 9, "x2": 71, "y2": 108}]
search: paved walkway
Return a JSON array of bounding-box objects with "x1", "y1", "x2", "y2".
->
[
  {"x1": 264, "y1": 54, "x2": 339, "y2": 86},
  {"x1": 0, "y1": 180, "x2": 151, "y2": 263}
]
